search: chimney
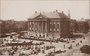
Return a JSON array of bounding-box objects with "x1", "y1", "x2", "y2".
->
[
  {"x1": 35, "y1": 11, "x2": 37, "y2": 13},
  {"x1": 56, "y1": 10, "x2": 58, "y2": 12}
]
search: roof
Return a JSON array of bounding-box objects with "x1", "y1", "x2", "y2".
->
[
  {"x1": 30, "y1": 11, "x2": 68, "y2": 19},
  {"x1": 30, "y1": 13, "x2": 40, "y2": 18},
  {"x1": 42, "y1": 11, "x2": 60, "y2": 18}
]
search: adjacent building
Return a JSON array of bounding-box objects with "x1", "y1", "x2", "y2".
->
[
  {"x1": 76, "y1": 20, "x2": 89, "y2": 33},
  {"x1": 86, "y1": 19, "x2": 90, "y2": 32},
  {"x1": 70, "y1": 19, "x2": 77, "y2": 33},
  {"x1": 28, "y1": 10, "x2": 71, "y2": 39},
  {"x1": 70, "y1": 19, "x2": 89, "y2": 33},
  {"x1": 0, "y1": 20, "x2": 2, "y2": 37}
]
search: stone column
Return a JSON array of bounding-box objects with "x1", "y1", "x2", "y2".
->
[
  {"x1": 45, "y1": 21, "x2": 47, "y2": 38},
  {"x1": 28, "y1": 21, "x2": 30, "y2": 36},
  {"x1": 41, "y1": 21, "x2": 43, "y2": 37},
  {"x1": 59, "y1": 21, "x2": 61, "y2": 38}
]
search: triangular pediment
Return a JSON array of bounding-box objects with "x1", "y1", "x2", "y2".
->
[
  {"x1": 36, "y1": 15, "x2": 44, "y2": 18},
  {"x1": 34, "y1": 13, "x2": 48, "y2": 19}
]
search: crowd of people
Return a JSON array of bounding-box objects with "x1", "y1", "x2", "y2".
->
[{"x1": 0, "y1": 32, "x2": 87, "y2": 56}]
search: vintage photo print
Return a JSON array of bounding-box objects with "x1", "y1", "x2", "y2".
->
[{"x1": 0, "y1": 0, "x2": 90, "y2": 56}]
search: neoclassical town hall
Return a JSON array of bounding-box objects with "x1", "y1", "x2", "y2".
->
[{"x1": 28, "y1": 10, "x2": 71, "y2": 39}]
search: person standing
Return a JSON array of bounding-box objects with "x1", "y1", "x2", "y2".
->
[{"x1": 64, "y1": 45, "x2": 65, "y2": 48}]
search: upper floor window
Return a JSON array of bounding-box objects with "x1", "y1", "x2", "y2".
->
[{"x1": 57, "y1": 24, "x2": 59, "y2": 28}]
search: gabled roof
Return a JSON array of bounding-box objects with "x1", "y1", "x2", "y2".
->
[
  {"x1": 34, "y1": 13, "x2": 48, "y2": 19},
  {"x1": 42, "y1": 12, "x2": 60, "y2": 18},
  {"x1": 30, "y1": 11, "x2": 68, "y2": 19}
]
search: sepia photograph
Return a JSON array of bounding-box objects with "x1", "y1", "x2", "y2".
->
[{"x1": 0, "y1": 0, "x2": 90, "y2": 56}]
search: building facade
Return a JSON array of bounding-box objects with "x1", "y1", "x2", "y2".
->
[
  {"x1": 28, "y1": 10, "x2": 70, "y2": 39},
  {"x1": 0, "y1": 20, "x2": 2, "y2": 37},
  {"x1": 70, "y1": 19, "x2": 77, "y2": 33},
  {"x1": 86, "y1": 19, "x2": 90, "y2": 31},
  {"x1": 76, "y1": 20, "x2": 89, "y2": 33}
]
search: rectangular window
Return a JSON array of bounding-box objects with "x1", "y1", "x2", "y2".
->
[
  {"x1": 53, "y1": 28, "x2": 55, "y2": 31},
  {"x1": 50, "y1": 28, "x2": 52, "y2": 32},
  {"x1": 53, "y1": 24, "x2": 55, "y2": 28},
  {"x1": 57, "y1": 24, "x2": 59, "y2": 28},
  {"x1": 57, "y1": 29, "x2": 59, "y2": 32}
]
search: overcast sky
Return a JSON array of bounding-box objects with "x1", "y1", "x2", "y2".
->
[{"x1": 1, "y1": 0, "x2": 90, "y2": 21}]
